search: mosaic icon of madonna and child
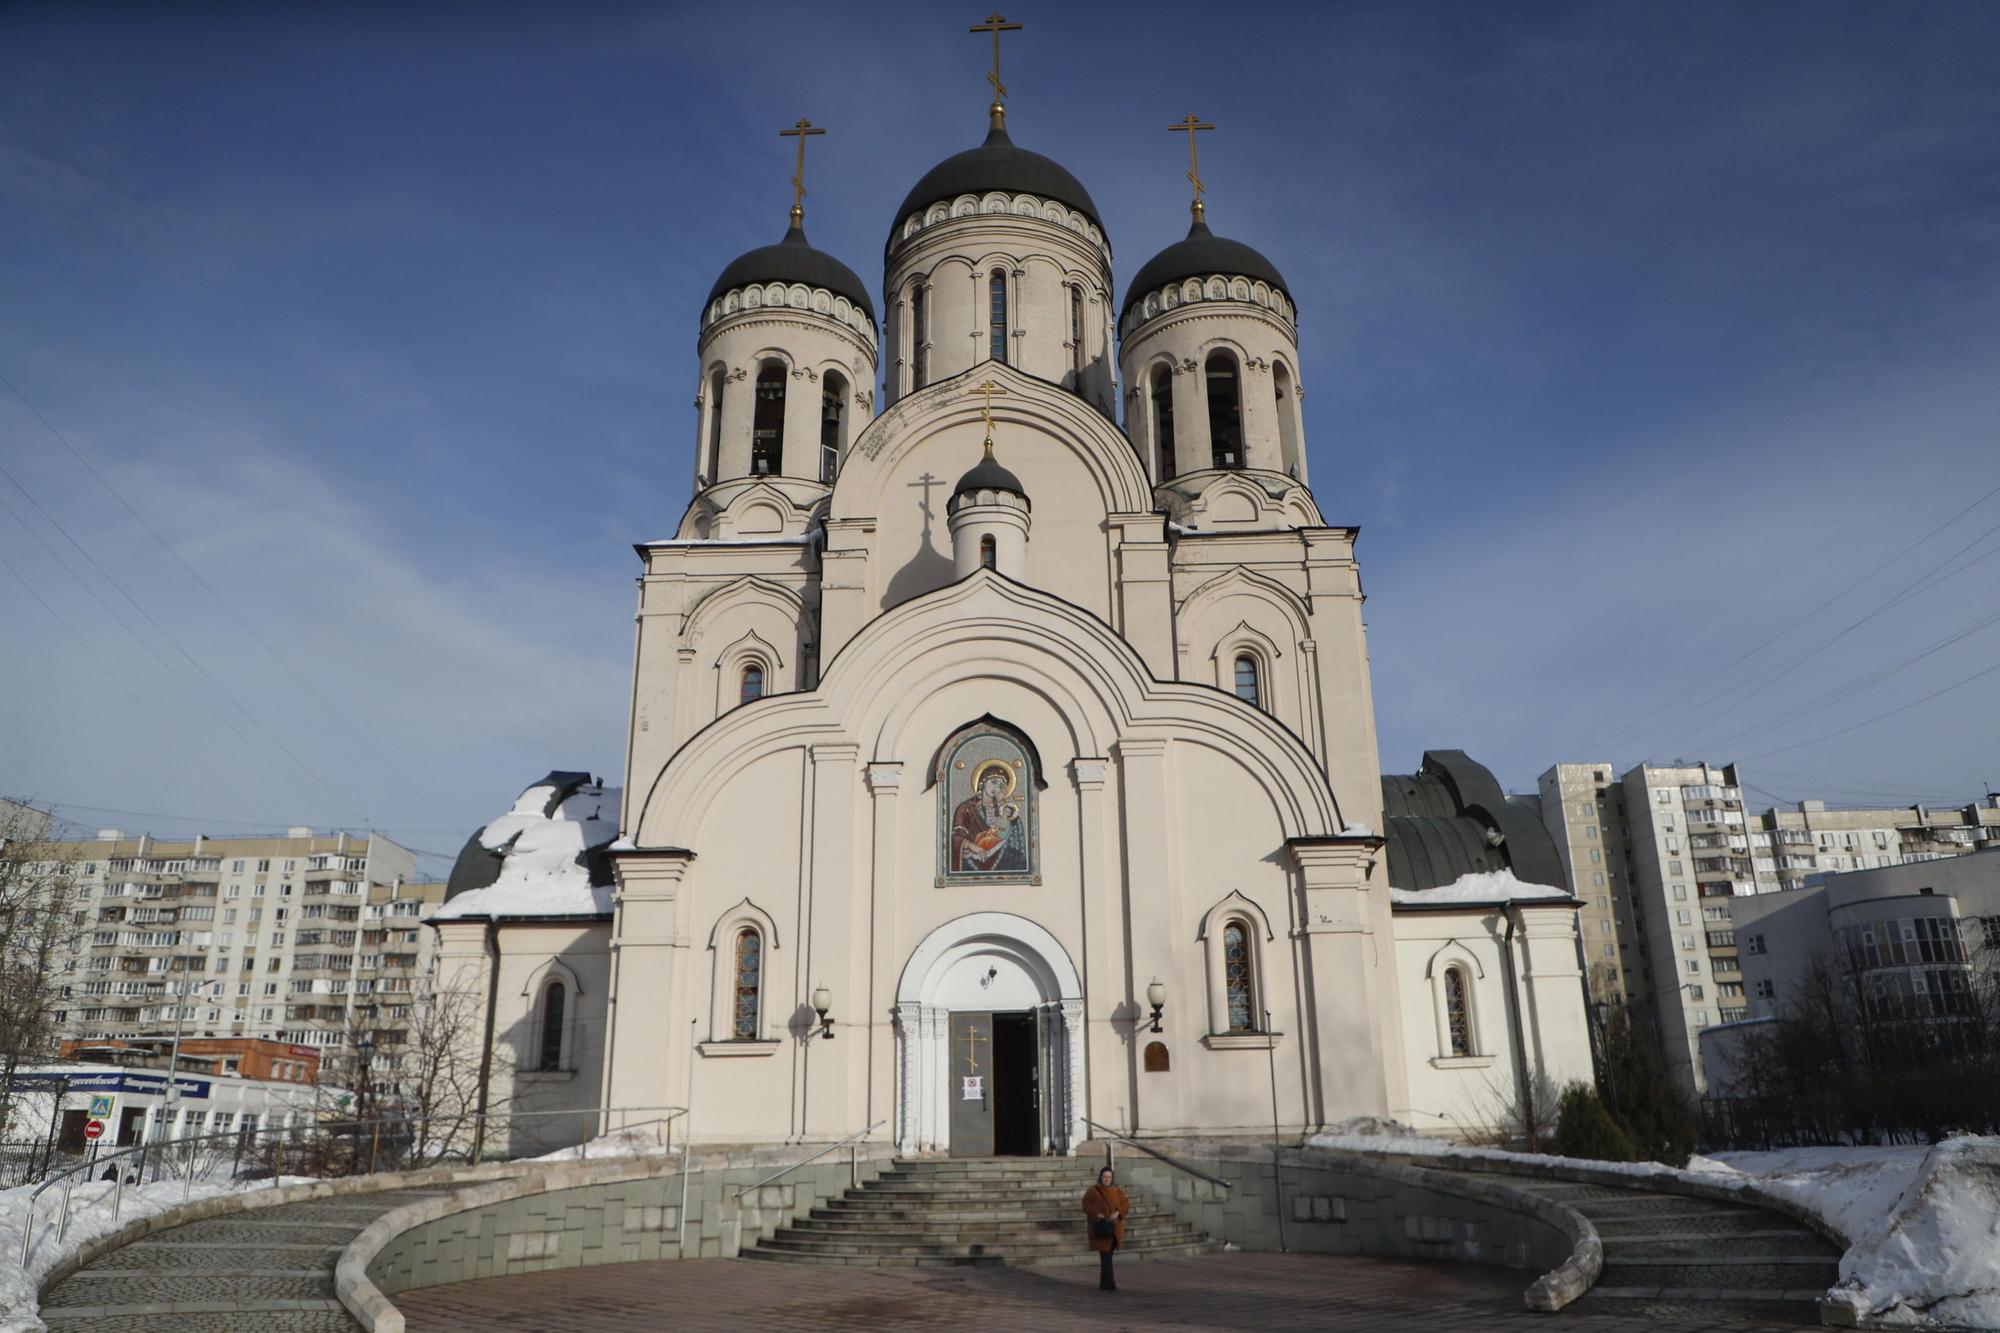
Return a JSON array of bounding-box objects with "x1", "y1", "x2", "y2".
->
[{"x1": 936, "y1": 726, "x2": 1038, "y2": 884}]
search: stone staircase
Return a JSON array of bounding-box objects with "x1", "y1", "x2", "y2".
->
[{"x1": 742, "y1": 1157, "x2": 1222, "y2": 1267}]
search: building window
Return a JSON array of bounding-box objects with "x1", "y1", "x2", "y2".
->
[
  {"x1": 538, "y1": 981, "x2": 565, "y2": 1072},
  {"x1": 1233, "y1": 654, "x2": 1261, "y2": 708},
  {"x1": 751, "y1": 362, "x2": 786, "y2": 474},
  {"x1": 732, "y1": 928, "x2": 762, "y2": 1039},
  {"x1": 1271, "y1": 359, "x2": 1301, "y2": 475},
  {"x1": 910, "y1": 280, "x2": 928, "y2": 389},
  {"x1": 979, "y1": 534, "x2": 996, "y2": 569},
  {"x1": 1069, "y1": 284, "x2": 1085, "y2": 381},
  {"x1": 1151, "y1": 365, "x2": 1176, "y2": 481},
  {"x1": 820, "y1": 372, "x2": 847, "y2": 483},
  {"x1": 1223, "y1": 920, "x2": 1256, "y2": 1032},
  {"x1": 739, "y1": 664, "x2": 765, "y2": 705},
  {"x1": 706, "y1": 367, "x2": 725, "y2": 482},
  {"x1": 1443, "y1": 966, "x2": 1472, "y2": 1057},
  {"x1": 1205, "y1": 352, "x2": 1242, "y2": 468},
  {"x1": 988, "y1": 269, "x2": 1008, "y2": 364}
]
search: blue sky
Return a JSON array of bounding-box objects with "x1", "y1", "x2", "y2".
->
[{"x1": 4, "y1": 1, "x2": 1997, "y2": 872}]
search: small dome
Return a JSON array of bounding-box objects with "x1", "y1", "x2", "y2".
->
[
  {"x1": 706, "y1": 220, "x2": 874, "y2": 322},
  {"x1": 891, "y1": 122, "x2": 1102, "y2": 250},
  {"x1": 951, "y1": 448, "x2": 1028, "y2": 507},
  {"x1": 1121, "y1": 217, "x2": 1289, "y2": 320}
]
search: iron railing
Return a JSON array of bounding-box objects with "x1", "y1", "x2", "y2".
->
[{"x1": 1081, "y1": 1118, "x2": 1234, "y2": 1190}]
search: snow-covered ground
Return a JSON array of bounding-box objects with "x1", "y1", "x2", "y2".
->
[{"x1": 1309, "y1": 1119, "x2": 2000, "y2": 1329}]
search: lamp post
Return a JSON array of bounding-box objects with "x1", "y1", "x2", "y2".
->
[
  {"x1": 354, "y1": 1035, "x2": 377, "y2": 1172},
  {"x1": 162, "y1": 979, "x2": 215, "y2": 1140},
  {"x1": 1145, "y1": 980, "x2": 1166, "y2": 1034}
]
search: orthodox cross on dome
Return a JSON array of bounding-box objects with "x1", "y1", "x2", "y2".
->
[
  {"x1": 778, "y1": 117, "x2": 825, "y2": 227},
  {"x1": 969, "y1": 12, "x2": 1023, "y2": 127},
  {"x1": 970, "y1": 379, "x2": 1008, "y2": 456},
  {"x1": 1170, "y1": 113, "x2": 1216, "y2": 223}
]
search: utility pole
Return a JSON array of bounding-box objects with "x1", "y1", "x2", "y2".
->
[{"x1": 1264, "y1": 1007, "x2": 1287, "y2": 1253}]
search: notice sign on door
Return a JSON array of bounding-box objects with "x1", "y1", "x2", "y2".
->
[{"x1": 961, "y1": 1076, "x2": 983, "y2": 1101}]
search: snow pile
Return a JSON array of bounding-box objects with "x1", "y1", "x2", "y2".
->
[
  {"x1": 2, "y1": 1174, "x2": 278, "y2": 1333},
  {"x1": 529, "y1": 1125, "x2": 681, "y2": 1164},
  {"x1": 433, "y1": 778, "x2": 621, "y2": 921},
  {"x1": 1388, "y1": 868, "x2": 1573, "y2": 907},
  {"x1": 1306, "y1": 1120, "x2": 1700, "y2": 1182},
  {"x1": 1695, "y1": 1138, "x2": 2000, "y2": 1329}
]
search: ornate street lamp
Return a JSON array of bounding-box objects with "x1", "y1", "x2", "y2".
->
[{"x1": 1146, "y1": 979, "x2": 1166, "y2": 1034}]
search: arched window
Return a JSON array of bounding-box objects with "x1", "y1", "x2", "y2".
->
[
  {"x1": 1151, "y1": 365, "x2": 1176, "y2": 482},
  {"x1": 1069, "y1": 285, "x2": 1085, "y2": 381},
  {"x1": 910, "y1": 280, "x2": 929, "y2": 389},
  {"x1": 1444, "y1": 966, "x2": 1472, "y2": 1057},
  {"x1": 731, "y1": 928, "x2": 762, "y2": 1039},
  {"x1": 538, "y1": 981, "x2": 565, "y2": 1072},
  {"x1": 988, "y1": 269, "x2": 1008, "y2": 364},
  {"x1": 705, "y1": 368, "x2": 725, "y2": 482},
  {"x1": 1233, "y1": 654, "x2": 1261, "y2": 708},
  {"x1": 820, "y1": 371, "x2": 847, "y2": 484},
  {"x1": 979, "y1": 534, "x2": 996, "y2": 569},
  {"x1": 1223, "y1": 921, "x2": 1256, "y2": 1032},
  {"x1": 1206, "y1": 352, "x2": 1243, "y2": 468},
  {"x1": 1272, "y1": 360, "x2": 1301, "y2": 477},
  {"x1": 739, "y1": 663, "x2": 765, "y2": 705},
  {"x1": 751, "y1": 363, "x2": 786, "y2": 475}
]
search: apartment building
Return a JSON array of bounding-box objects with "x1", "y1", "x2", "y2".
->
[
  {"x1": 1541, "y1": 760, "x2": 2000, "y2": 1094},
  {"x1": 41, "y1": 827, "x2": 445, "y2": 1095}
]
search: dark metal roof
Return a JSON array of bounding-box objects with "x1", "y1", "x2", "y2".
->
[
  {"x1": 891, "y1": 122, "x2": 1102, "y2": 248},
  {"x1": 1381, "y1": 750, "x2": 1569, "y2": 895},
  {"x1": 951, "y1": 450, "x2": 1028, "y2": 505},
  {"x1": 706, "y1": 221, "x2": 874, "y2": 322},
  {"x1": 1121, "y1": 217, "x2": 1290, "y2": 319}
]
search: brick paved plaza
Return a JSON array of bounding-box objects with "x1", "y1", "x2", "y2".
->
[{"x1": 395, "y1": 1252, "x2": 1813, "y2": 1332}]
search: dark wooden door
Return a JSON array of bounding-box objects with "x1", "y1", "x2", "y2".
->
[{"x1": 948, "y1": 1011, "x2": 994, "y2": 1156}]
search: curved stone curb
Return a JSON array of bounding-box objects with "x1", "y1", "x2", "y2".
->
[
  {"x1": 1125, "y1": 1138, "x2": 1604, "y2": 1312},
  {"x1": 338, "y1": 1156, "x2": 684, "y2": 1333}
]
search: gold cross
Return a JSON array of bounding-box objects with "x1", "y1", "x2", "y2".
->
[
  {"x1": 778, "y1": 117, "x2": 825, "y2": 224},
  {"x1": 971, "y1": 379, "x2": 1007, "y2": 455},
  {"x1": 1170, "y1": 113, "x2": 1216, "y2": 221},
  {"x1": 960, "y1": 1022, "x2": 988, "y2": 1073},
  {"x1": 970, "y1": 12, "x2": 1023, "y2": 109}
]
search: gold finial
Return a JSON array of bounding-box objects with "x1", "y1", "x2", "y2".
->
[
  {"x1": 1169, "y1": 113, "x2": 1215, "y2": 223},
  {"x1": 971, "y1": 379, "x2": 1007, "y2": 455},
  {"x1": 779, "y1": 117, "x2": 826, "y2": 226},
  {"x1": 970, "y1": 12, "x2": 1023, "y2": 128}
]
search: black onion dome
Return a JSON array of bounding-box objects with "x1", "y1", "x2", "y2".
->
[
  {"x1": 891, "y1": 123, "x2": 1102, "y2": 248},
  {"x1": 1121, "y1": 218, "x2": 1289, "y2": 319},
  {"x1": 706, "y1": 221, "x2": 874, "y2": 322},
  {"x1": 951, "y1": 450, "x2": 1028, "y2": 506}
]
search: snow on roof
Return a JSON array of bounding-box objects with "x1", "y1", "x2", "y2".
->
[
  {"x1": 432, "y1": 779, "x2": 622, "y2": 922},
  {"x1": 1387, "y1": 867, "x2": 1574, "y2": 908}
]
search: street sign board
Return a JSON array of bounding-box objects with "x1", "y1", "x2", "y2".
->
[
  {"x1": 88, "y1": 1094, "x2": 114, "y2": 1118},
  {"x1": 83, "y1": 1119, "x2": 105, "y2": 1141}
]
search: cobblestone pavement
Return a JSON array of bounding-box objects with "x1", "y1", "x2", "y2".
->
[
  {"x1": 396, "y1": 1252, "x2": 1816, "y2": 1331},
  {"x1": 34, "y1": 1187, "x2": 449, "y2": 1331}
]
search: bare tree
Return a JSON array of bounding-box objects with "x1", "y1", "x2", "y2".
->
[
  {"x1": 0, "y1": 799, "x2": 87, "y2": 1143},
  {"x1": 401, "y1": 982, "x2": 500, "y2": 1161}
]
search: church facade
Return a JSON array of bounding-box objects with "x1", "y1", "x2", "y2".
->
[{"x1": 432, "y1": 62, "x2": 1592, "y2": 1155}]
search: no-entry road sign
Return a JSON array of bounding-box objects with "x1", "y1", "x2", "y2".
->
[{"x1": 83, "y1": 1119, "x2": 105, "y2": 1141}]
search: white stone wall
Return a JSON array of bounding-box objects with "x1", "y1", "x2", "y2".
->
[
  {"x1": 694, "y1": 298, "x2": 876, "y2": 491},
  {"x1": 1119, "y1": 294, "x2": 1305, "y2": 483}
]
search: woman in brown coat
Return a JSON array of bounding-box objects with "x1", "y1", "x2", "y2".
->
[{"x1": 1082, "y1": 1165, "x2": 1130, "y2": 1291}]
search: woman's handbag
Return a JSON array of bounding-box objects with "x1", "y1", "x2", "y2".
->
[{"x1": 1093, "y1": 1217, "x2": 1116, "y2": 1240}]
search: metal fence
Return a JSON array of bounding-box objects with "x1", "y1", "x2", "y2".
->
[{"x1": 16, "y1": 1103, "x2": 686, "y2": 1270}]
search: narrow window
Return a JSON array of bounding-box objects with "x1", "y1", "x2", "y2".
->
[
  {"x1": 1224, "y1": 921, "x2": 1256, "y2": 1032},
  {"x1": 979, "y1": 534, "x2": 996, "y2": 569},
  {"x1": 732, "y1": 928, "x2": 762, "y2": 1039},
  {"x1": 1444, "y1": 967, "x2": 1471, "y2": 1057},
  {"x1": 706, "y1": 368, "x2": 725, "y2": 482},
  {"x1": 1069, "y1": 285, "x2": 1085, "y2": 381},
  {"x1": 1206, "y1": 352, "x2": 1242, "y2": 468},
  {"x1": 1150, "y1": 365, "x2": 1176, "y2": 482},
  {"x1": 820, "y1": 372, "x2": 846, "y2": 484},
  {"x1": 538, "y1": 981, "x2": 565, "y2": 1071},
  {"x1": 1272, "y1": 360, "x2": 1301, "y2": 477},
  {"x1": 739, "y1": 663, "x2": 765, "y2": 705},
  {"x1": 910, "y1": 281, "x2": 928, "y2": 389},
  {"x1": 988, "y1": 269, "x2": 1008, "y2": 364},
  {"x1": 751, "y1": 363, "x2": 786, "y2": 475},
  {"x1": 1233, "y1": 654, "x2": 1261, "y2": 708}
]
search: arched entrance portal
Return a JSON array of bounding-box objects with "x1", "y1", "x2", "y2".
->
[{"x1": 894, "y1": 912, "x2": 1084, "y2": 1156}]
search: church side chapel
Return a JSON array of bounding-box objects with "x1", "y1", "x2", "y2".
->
[{"x1": 429, "y1": 17, "x2": 1593, "y2": 1158}]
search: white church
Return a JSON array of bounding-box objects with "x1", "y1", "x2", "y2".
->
[{"x1": 432, "y1": 40, "x2": 1593, "y2": 1156}]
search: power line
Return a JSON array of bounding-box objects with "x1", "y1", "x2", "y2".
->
[
  {"x1": 0, "y1": 367, "x2": 466, "y2": 832},
  {"x1": 0, "y1": 545, "x2": 258, "y2": 819},
  {"x1": 1581, "y1": 478, "x2": 2000, "y2": 756},
  {"x1": 1740, "y1": 658, "x2": 2000, "y2": 762}
]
